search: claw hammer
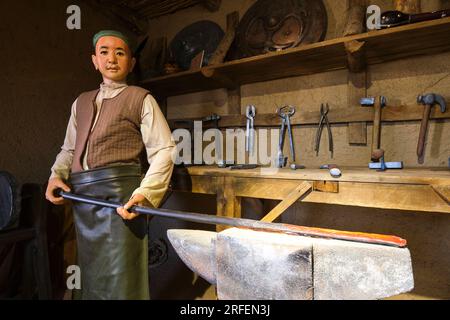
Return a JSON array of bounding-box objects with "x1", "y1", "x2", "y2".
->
[
  {"x1": 360, "y1": 96, "x2": 386, "y2": 156},
  {"x1": 416, "y1": 94, "x2": 446, "y2": 164}
]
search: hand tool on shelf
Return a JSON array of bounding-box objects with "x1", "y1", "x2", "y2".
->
[
  {"x1": 314, "y1": 103, "x2": 333, "y2": 158},
  {"x1": 290, "y1": 164, "x2": 306, "y2": 170},
  {"x1": 276, "y1": 105, "x2": 296, "y2": 168},
  {"x1": 380, "y1": 9, "x2": 450, "y2": 28},
  {"x1": 319, "y1": 164, "x2": 341, "y2": 178},
  {"x1": 360, "y1": 96, "x2": 386, "y2": 157},
  {"x1": 416, "y1": 94, "x2": 446, "y2": 164},
  {"x1": 369, "y1": 162, "x2": 403, "y2": 170},
  {"x1": 372, "y1": 149, "x2": 386, "y2": 172},
  {"x1": 369, "y1": 149, "x2": 403, "y2": 171},
  {"x1": 218, "y1": 160, "x2": 235, "y2": 168},
  {"x1": 229, "y1": 164, "x2": 259, "y2": 170},
  {"x1": 245, "y1": 105, "x2": 256, "y2": 156},
  {"x1": 203, "y1": 113, "x2": 221, "y2": 128},
  {"x1": 319, "y1": 164, "x2": 338, "y2": 170},
  {"x1": 329, "y1": 168, "x2": 342, "y2": 178}
]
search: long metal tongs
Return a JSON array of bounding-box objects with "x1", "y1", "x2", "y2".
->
[
  {"x1": 56, "y1": 189, "x2": 407, "y2": 248},
  {"x1": 276, "y1": 105, "x2": 296, "y2": 168},
  {"x1": 315, "y1": 103, "x2": 333, "y2": 158}
]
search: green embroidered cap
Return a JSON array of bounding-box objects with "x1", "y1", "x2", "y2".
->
[{"x1": 92, "y1": 30, "x2": 131, "y2": 49}]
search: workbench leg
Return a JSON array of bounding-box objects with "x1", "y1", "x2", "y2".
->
[{"x1": 216, "y1": 177, "x2": 241, "y2": 232}]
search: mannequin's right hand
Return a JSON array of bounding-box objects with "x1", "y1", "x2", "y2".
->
[{"x1": 45, "y1": 177, "x2": 71, "y2": 205}]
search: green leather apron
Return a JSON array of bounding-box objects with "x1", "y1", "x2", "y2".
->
[{"x1": 70, "y1": 164, "x2": 149, "y2": 300}]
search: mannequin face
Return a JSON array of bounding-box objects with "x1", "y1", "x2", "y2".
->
[{"x1": 91, "y1": 36, "x2": 136, "y2": 83}]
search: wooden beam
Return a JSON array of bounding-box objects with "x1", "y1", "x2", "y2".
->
[
  {"x1": 142, "y1": 18, "x2": 450, "y2": 98},
  {"x1": 182, "y1": 166, "x2": 450, "y2": 186},
  {"x1": 343, "y1": 0, "x2": 367, "y2": 36},
  {"x1": 209, "y1": 11, "x2": 239, "y2": 66},
  {"x1": 431, "y1": 185, "x2": 450, "y2": 204},
  {"x1": 201, "y1": 68, "x2": 237, "y2": 88},
  {"x1": 344, "y1": 0, "x2": 367, "y2": 72},
  {"x1": 216, "y1": 177, "x2": 241, "y2": 231},
  {"x1": 168, "y1": 103, "x2": 450, "y2": 129},
  {"x1": 313, "y1": 181, "x2": 339, "y2": 193},
  {"x1": 345, "y1": 40, "x2": 366, "y2": 73},
  {"x1": 227, "y1": 87, "x2": 241, "y2": 115},
  {"x1": 348, "y1": 122, "x2": 367, "y2": 144},
  {"x1": 171, "y1": 167, "x2": 450, "y2": 213},
  {"x1": 232, "y1": 178, "x2": 301, "y2": 200},
  {"x1": 347, "y1": 71, "x2": 367, "y2": 145},
  {"x1": 260, "y1": 182, "x2": 313, "y2": 222},
  {"x1": 304, "y1": 182, "x2": 450, "y2": 213}
]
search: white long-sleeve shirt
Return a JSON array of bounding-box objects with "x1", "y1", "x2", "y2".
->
[{"x1": 50, "y1": 81, "x2": 175, "y2": 208}]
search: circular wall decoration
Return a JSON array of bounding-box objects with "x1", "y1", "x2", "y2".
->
[
  {"x1": 169, "y1": 20, "x2": 225, "y2": 70},
  {"x1": 230, "y1": 0, "x2": 327, "y2": 59}
]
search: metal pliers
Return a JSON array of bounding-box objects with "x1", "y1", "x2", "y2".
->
[
  {"x1": 277, "y1": 105, "x2": 296, "y2": 168},
  {"x1": 315, "y1": 103, "x2": 333, "y2": 158},
  {"x1": 246, "y1": 105, "x2": 256, "y2": 155}
]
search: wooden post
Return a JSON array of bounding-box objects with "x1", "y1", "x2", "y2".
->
[
  {"x1": 431, "y1": 185, "x2": 450, "y2": 204},
  {"x1": 394, "y1": 0, "x2": 421, "y2": 13},
  {"x1": 260, "y1": 182, "x2": 312, "y2": 223},
  {"x1": 209, "y1": 11, "x2": 239, "y2": 66},
  {"x1": 343, "y1": 0, "x2": 367, "y2": 37},
  {"x1": 347, "y1": 71, "x2": 367, "y2": 145},
  {"x1": 344, "y1": 0, "x2": 368, "y2": 145},
  {"x1": 343, "y1": 0, "x2": 367, "y2": 72},
  {"x1": 227, "y1": 87, "x2": 241, "y2": 115},
  {"x1": 216, "y1": 177, "x2": 241, "y2": 232}
]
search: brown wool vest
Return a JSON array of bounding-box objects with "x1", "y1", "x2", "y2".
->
[{"x1": 71, "y1": 86, "x2": 149, "y2": 173}]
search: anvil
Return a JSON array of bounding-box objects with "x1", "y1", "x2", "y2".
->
[{"x1": 168, "y1": 228, "x2": 414, "y2": 300}]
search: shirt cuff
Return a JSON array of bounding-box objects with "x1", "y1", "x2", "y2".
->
[
  {"x1": 132, "y1": 179, "x2": 170, "y2": 208},
  {"x1": 49, "y1": 169, "x2": 69, "y2": 181}
]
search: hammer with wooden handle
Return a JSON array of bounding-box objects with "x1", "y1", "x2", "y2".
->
[
  {"x1": 360, "y1": 96, "x2": 386, "y2": 156},
  {"x1": 416, "y1": 94, "x2": 446, "y2": 164}
]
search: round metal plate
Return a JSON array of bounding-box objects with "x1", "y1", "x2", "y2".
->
[
  {"x1": 230, "y1": 0, "x2": 328, "y2": 59},
  {"x1": 169, "y1": 20, "x2": 224, "y2": 70},
  {"x1": 0, "y1": 171, "x2": 19, "y2": 230}
]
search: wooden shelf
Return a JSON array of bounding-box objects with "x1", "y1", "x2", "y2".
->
[
  {"x1": 172, "y1": 166, "x2": 450, "y2": 214},
  {"x1": 177, "y1": 166, "x2": 450, "y2": 186},
  {"x1": 141, "y1": 17, "x2": 450, "y2": 98}
]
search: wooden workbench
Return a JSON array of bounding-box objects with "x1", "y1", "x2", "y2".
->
[{"x1": 171, "y1": 166, "x2": 450, "y2": 221}]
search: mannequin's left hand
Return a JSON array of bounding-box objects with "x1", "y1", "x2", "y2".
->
[{"x1": 117, "y1": 194, "x2": 152, "y2": 220}]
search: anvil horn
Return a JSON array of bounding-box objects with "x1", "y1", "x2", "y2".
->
[
  {"x1": 167, "y1": 229, "x2": 217, "y2": 285},
  {"x1": 167, "y1": 228, "x2": 414, "y2": 300}
]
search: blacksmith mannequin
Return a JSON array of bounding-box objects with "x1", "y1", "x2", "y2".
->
[{"x1": 45, "y1": 30, "x2": 175, "y2": 299}]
